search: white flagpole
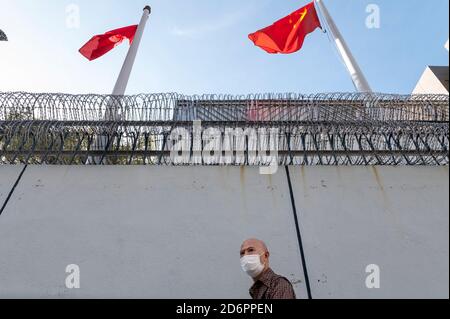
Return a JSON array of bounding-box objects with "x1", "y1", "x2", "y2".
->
[
  {"x1": 112, "y1": 5, "x2": 151, "y2": 96},
  {"x1": 314, "y1": 0, "x2": 372, "y2": 93},
  {"x1": 90, "y1": 6, "x2": 151, "y2": 164}
]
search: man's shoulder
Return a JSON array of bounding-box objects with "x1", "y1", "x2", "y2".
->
[
  {"x1": 269, "y1": 272, "x2": 293, "y2": 288},
  {"x1": 266, "y1": 271, "x2": 296, "y2": 299}
]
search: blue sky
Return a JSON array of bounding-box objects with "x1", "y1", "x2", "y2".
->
[{"x1": 0, "y1": 0, "x2": 448, "y2": 95}]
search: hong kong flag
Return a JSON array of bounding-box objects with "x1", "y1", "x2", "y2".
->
[
  {"x1": 79, "y1": 25, "x2": 138, "y2": 61},
  {"x1": 248, "y1": 1, "x2": 321, "y2": 54}
]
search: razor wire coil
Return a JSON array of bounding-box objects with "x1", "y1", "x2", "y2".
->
[{"x1": 0, "y1": 92, "x2": 448, "y2": 166}]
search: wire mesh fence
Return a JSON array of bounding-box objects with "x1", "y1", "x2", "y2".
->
[{"x1": 0, "y1": 92, "x2": 448, "y2": 166}]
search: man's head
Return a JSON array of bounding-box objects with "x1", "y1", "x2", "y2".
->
[{"x1": 240, "y1": 238, "x2": 270, "y2": 279}]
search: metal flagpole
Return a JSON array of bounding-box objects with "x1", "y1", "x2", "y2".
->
[
  {"x1": 104, "y1": 5, "x2": 151, "y2": 121},
  {"x1": 90, "y1": 6, "x2": 151, "y2": 164},
  {"x1": 111, "y1": 5, "x2": 151, "y2": 96},
  {"x1": 314, "y1": 0, "x2": 372, "y2": 93}
]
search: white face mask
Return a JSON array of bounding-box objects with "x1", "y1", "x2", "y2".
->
[{"x1": 240, "y1": 254, "x2": 265, "y2": 278}]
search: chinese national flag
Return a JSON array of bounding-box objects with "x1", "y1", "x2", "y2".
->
[
  {"x1": 79, "y1": 25, "x2": 138, "y2": 61},
  {"x1": 248, "y1": 2, "x2": 321, "y2": 54}
]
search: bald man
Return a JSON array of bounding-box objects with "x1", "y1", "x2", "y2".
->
[{"x1": 240, "y1": 238, "x2": 296, "y2": 299}]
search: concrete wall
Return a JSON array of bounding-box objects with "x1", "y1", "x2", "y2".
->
[
  {"x1": 0, "y1": 165, "x2": 24, "y2": 205},
  {"x1": 0, "y1": 166, "x2": 448, "y2": 299},
  {"x1": 288, "y1": 166, "x2": 449, "y2": 299}
]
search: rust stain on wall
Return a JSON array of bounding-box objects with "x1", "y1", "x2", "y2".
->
[
  {"x1": 371, "y1": 166, "x2": 391, "y2": 208},
  {"x1": 240, "y1": 166, "x2": 246, "y2": 187},
  {"x1": 371, "y1": 167, "x2": 409, "y2": 237},
  {"x1": 239, "y1": 166, "x2": 249, "y2": 218},
  {"x1": 371, "y1": 166, "x2": 385, "y2": 192},
  {"x1": 300, "y1": 166, "x2": 308, "y2": 198}
]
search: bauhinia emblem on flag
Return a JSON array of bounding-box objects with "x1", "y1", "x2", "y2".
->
[
  {"x1": 0, "y1": 29, "x2": 7, "y2": 41},
  {"x1": 79, "y1": 25, "x2": 138, "y2": 61},
  {"x1": 248, "y1": 1, "x2": 321, "y2": 54}
]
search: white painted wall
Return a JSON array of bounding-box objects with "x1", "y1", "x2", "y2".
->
[
  {"x1": 0, "y1": 166, "x2": 448, "y2": 299},
  {"x1": 0, "y1": 166, "x2": 307, "y2": 299},
  {"x1": 288, "y1": 166, "x2": 449, "y2": 299},
  {"x1": 0, "y1": 165, "x2": 24, "y2": 204}
]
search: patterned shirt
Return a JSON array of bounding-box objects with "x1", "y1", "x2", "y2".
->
[{"x1": 249, "y1": 268, "x2": 296, "y2": 299}]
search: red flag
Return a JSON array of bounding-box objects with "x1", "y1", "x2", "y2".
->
[
  {"x1": 79, "y1": 25, "x2": 138, "y2": 61},
  {"x1": 248, "y1": 2, "x2": 321, "y2": 54}
]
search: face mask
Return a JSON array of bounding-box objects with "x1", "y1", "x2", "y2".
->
[{"x1": 240, "y1": 254, "x2": 265, "y2": 278}]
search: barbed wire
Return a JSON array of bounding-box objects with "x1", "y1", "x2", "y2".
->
[
  {"x1": 1, "y1": 92, "x2": 448, "y2": 122},
  {"x1": 0, "y1": 92, "x2": 448, "y2": 166}
]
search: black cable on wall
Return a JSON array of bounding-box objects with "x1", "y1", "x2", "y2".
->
[{"x1": 285, "y1": 166, "x2": 312, "y2": 299}]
